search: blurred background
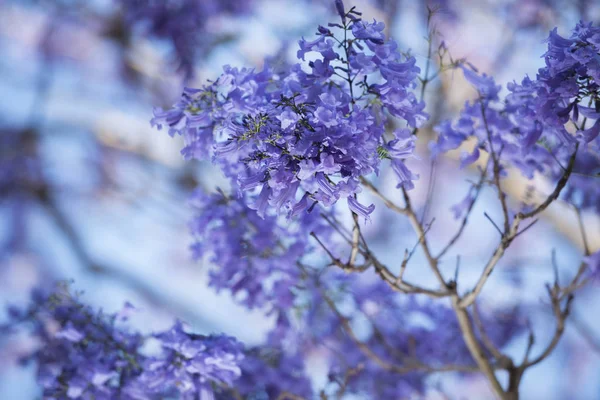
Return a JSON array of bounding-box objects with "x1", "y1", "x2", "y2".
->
[{"x1": 0, "y1": 0, "x2": 599, "y2": 398}]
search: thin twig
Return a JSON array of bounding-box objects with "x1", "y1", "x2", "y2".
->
[
  {"x1": 518, "y1": 145, "x2": 579, "y2": 220},
  {"x1": 421, "y1": 158, "x2": 438, "y2": 224},
  {"x1": 360, "y1": 177, "x2": 406, "y2": 214},
  {"x1": 401, "y1": 188, "x2": 447, "y2": 286},
  {"x1": 484, "y1": 212, "x2": 504, "y2": 237},
  {"x1": 480, "y1": 102, "x2": 510, "y2": 234},
  {"x1": 473, "y1": 302, "x2": 511, "y2": 366},
  {"x1": 522, "y1": 289, "x2": 573, "y2": 368},
  {"x1": 459, "y1": 218, "x2": 521, "y2": 308},
  {"x1": 349, "y1": 211, "x2": 360, "y2": 267},
  {"x1": 513, "y1": 219, "x2": 539, "y2": 239},
  {"x1": 437, "y1": 166, "x2": 488, "y2": 259}
]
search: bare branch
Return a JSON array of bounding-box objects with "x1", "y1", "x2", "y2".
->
[
  {"x1": 484, "y1": 212, "x2": 504, "y2": 237},
  {"x1": 480, "y1": 102, "x2": 510, "y2": 234},
  {"x1": 312, "y1": 218, "x2": 449, "y2": 298},
  {"x1": 323, "y1": 293, "x2": 482, "y2": 374},
  {"x1": 459, "y1": 217, "x2": 521, "y2": 308},
  {"x1": 517, "y1": 145, "x2": 579, "y2": 220},
  {"x1": 522, "y1": 289, "x2": 573, "y2": 368},
  {"x1": 349, "y1": 212, "x2": 360, "y2": 267},
  {"x1": 473, "y1": 302, "x2": 511, "y2": 366},
  {"x1": 513, "y1": 219, "x2": 539, "y2": 239},
  {"x1": 334, "y1": 364, "x2": 365, "y2": 399},
  {"x1": 437, "y1": 166, "x2": 487, "y2": 259},
  {"x1": 401, "y1": 188, "x2": 448, "y2": 286},
  {"x1": 421, "y1": 158, "x2": 438, "y2": 224},
  {"x1": 452, "y1": 297, "x2": 507, "y2": 398},
  {"x1": 360, "y1": 177, "x2": 406, "y2": 214},
  {"x1": 521, "y1": 320, "x2": 536, "y2": 365}
]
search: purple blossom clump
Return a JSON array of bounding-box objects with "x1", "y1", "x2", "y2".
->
[
  {"x1": 505, "y1": 23, "x2": 600, "y2": 212},
  {"x1": 118, "y1": 0, "x2": 253, "y2": 77},
  {"x1": 2, "y1": 285, "x2": 245, "y2": 400},
  {"x1": 153, "y1": 6, "x2": 426, "y2": 222},
  {"x1": 430, "y1": 67, "x2": 554, "y2": 183},
  {"x1": 432, "y1": 23, "x2": 600, "y2": 215},
  {"x1": 188, "y1": 188, "x2": 332, "y2": 310},
  {"x1": 132, "y1": 320, "x2": 244, "y2": 399}
]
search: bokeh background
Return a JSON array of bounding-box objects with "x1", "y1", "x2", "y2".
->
[{"x1": 0, "y1": 0, "x2": 599, "y2": 398}]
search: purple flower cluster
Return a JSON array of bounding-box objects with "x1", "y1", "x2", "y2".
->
[
  {"x1": 432, "y1": 22, "x2": 600, "y2": 214},
  {"x1": 431, "y1": 67, "x2": 553, "y2": 182},
  {"x1": 188, "y1": 188, "x2": 330, "y2": 310},
  {"x1": 118, "y1": 0, "x2": 253, "y2": 77},
  {"x1": 153, "y1": 5, "x2": 426, "y2": 221},
  {"x1": 3, "y1": 287, "x2": 244, "y2": 400},
  {"x1": 129, "y1": 321, "x2": 244, "y2": 399},
  {"x1": 536, "y1": 22, "x2": 600, "y2": 211}
]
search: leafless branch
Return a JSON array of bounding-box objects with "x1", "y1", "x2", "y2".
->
[
  {"x1": 517, "y1": 145, "x2": 579, "y2": 220},
  {"x1": 323, "y1": 292, "x2": 482, "y2": 374},
  {"x1": 480, "y1": 102, "x2": 510, "y2": 234},
  {"x1": 437, "y1": 166, "x2": 487, "y2": 259},
  {"x1": 473, "y1": 302, "x2": 511, "y2": 366},
  {"x1": 522, "y1": 288, "x2": 573, "y2": 368},
  {"x1": 401, "y1": 188, "x2": 447, "y2": 286},
  {"x1": 360, "y1": 177, "x2": 406, "y2": 215},
  {"x1": 484, "y1": 212, "x2": 504, "y2": 237},
  {"x1": 451, "y1": 298, "x2": 507, "y2": 397}
]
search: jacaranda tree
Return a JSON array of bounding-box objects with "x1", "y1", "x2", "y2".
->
[{"x1": 1, "y1": 0, "x2": 599, "y2": 399}]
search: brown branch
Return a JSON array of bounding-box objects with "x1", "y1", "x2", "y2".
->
[
  {"x1": 437, "y1": 166, "x2": 487, "y2": 259},
  {"x1": 451, "y1": 297, "x2": 506, "y2": 398},
  {"x1": 323, "y1": 293, "x2": 481, "y2": 374},
  {"x1": 310, "y1": 232, "x2": 370, "y2": 273},
  {"x1": 522, "y1": 288, "x2": 573, "y2": 368},
  {"x1": 311, "y1": 219, "x2": 450, "y2": 298},
  {"x1": 335, "y1": 364, "x2": 365, "y2": 400},
  {"x1": 479, "y1": 102, "x2": 510, "y2": 234},
  {"x1": 459, "y1": 217, "x2": 521, "y2": 308},
  {"x1": 559, "y1": 261, "x2": 592, "y2": 300},
  {"x1": 360, "y1": 177, "x2": 406, "y2": 214},
  {"x1": 473, "y1": 302, "x2": 512, "y2": 366},
  {"x1": 517, "y1": 144, "x2": 579, "y2": 220},
  {"x1": 401, "y1": 188, "x2": 447, "y2": 286},
  {"x1": 349, "y1": 211, "x2": 360, "y2": 267}
]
